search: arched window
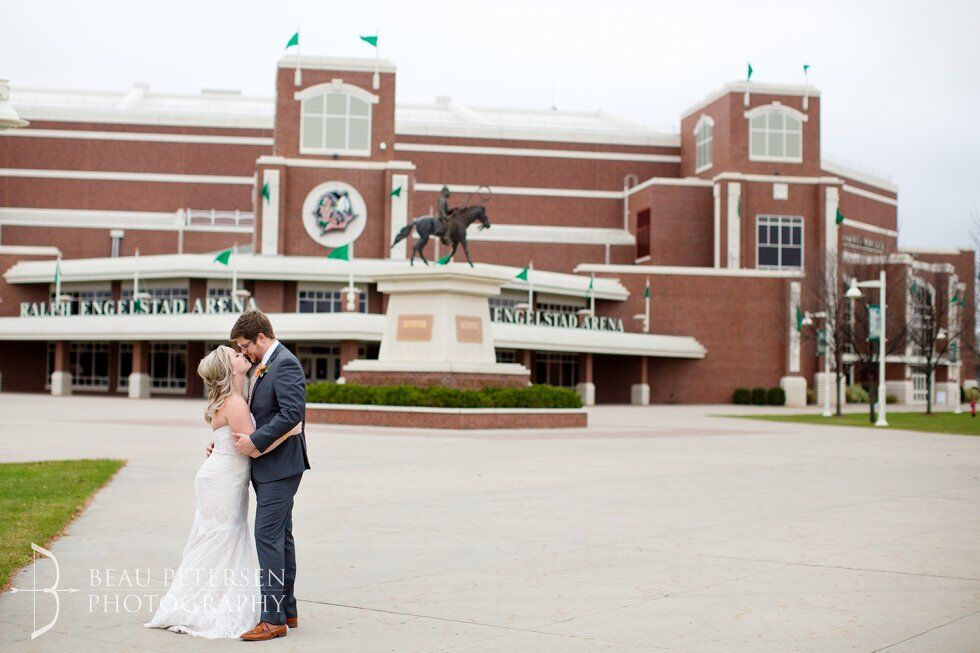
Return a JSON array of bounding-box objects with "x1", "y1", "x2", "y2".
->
[
  {"x1": 295, "y1": 82, "x2": 378, "y2": 156},
  {"x1": 745, "y1": 102, "x2": 806, "y2": 163},
  {"x1": 694, "y1": 115, "x2": 714, "y2": 173},
  {"x1": 908, "y1": 277, "x2": 935, "y2": 357}
]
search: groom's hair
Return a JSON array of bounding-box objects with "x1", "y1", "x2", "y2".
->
[{"x1": 230, "y1": 310, "x2": 275, "y2": 341}]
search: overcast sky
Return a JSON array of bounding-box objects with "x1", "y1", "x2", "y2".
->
[{"x1": 3, "y1": 0, "x2": 978, "y2": 251}]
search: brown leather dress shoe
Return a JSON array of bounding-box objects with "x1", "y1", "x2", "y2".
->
[
  {"x1": 239, "y1": 621, "x2": 287, "y2": 641},
  {"x1": 286, "y1": 617, "x2": 298, "y2": 628}
]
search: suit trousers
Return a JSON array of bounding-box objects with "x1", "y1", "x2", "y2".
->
[{"x1": 252, "y1": 471, "x2": 303, "y2": 624}]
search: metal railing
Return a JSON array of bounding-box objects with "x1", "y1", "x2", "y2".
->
[{"x1": 180, "y1": 208, "x2": 255, "y2": 227}]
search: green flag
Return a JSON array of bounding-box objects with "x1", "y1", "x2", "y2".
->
[
  {"x1": 803, "y1": 64, "x2": 810, "y2": 74},
  {"x1": 286, "y1": 32, "x2": 299, "y2": 49},
  {"x1": 951, "y1": 292, "x2": 960, "y2": 304},
  {"x1": 796, "y1": 306, "x2": 804, "y2": 331},
  {"x1": 213, "y1": 249, "x2": 232, "y2": 265},
  {"x1": 516, "y1": 266, "x2": 529, "y2": 281},
  {"x1": 261, "y1": 182, "x2": 270, "y2": 202},
  {"x1": 437, "y1": 254, "x2": 452, "y2": 265},
  {"x1": 327, "y1": 244, "x2": 350, "y2": 261},
  {"x1": 586, "y1": 276, "x2": 594, "y2": 295},
  {"x1": 835, "y1": 208, "x2": 845, "y2": 225},
  {"x1": 747, "y1": 63, "x2": 753, "y2": 80},
  {"x1": 360, "y1": 35, "x2": 378, "y2": 47},
  {"x1": 644, "y1": 284, "x2": 650, "y2": 299},
  {"x1": 54, "y1": 259, "x2": 61, "y2": 285},
  {"x1": 390, "y1": 186, "x2": 402, "y2": 198},
  {"x1": 737, "y1": 198, "x2": 742, "y2": 218}
]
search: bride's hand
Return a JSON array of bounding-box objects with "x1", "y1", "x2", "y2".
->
[{"x1": 205, "y1": 441, "x2": 214, "y2": 457}]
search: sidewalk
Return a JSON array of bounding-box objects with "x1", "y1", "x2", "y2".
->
[{"x1": 1, "y1": 394, "x2": 978, "y2": 651}]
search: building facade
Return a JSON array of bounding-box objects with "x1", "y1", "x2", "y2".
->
[{"x1": 0, "y1": 56, "x2": 973, "y2": 405}]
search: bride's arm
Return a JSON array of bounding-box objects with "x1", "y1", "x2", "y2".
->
[{"x1": 224, "y1": 396, "x2": 259, "y2": 457}]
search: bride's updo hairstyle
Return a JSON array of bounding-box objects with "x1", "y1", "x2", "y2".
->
[{"x1": 198, "y1": 346, "x2": 234, "y2": 424}]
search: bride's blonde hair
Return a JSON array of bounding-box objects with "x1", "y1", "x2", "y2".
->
[{"x1": 198, "y1": 346, "x2": 235, "y2": 424}]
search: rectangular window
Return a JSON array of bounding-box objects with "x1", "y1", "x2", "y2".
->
[
  {"x1": 536, "y1": 302, "x2": 582, "y2": 315},
  {"x1": 695, "y1": 122, "x2": 713, "y2": 172},
  {"x1": 122, "y1": 285, "x2": 189, "y2": 303},
  {"x1": 118, "y1": 343, "x2": 132, "y2": 389},
  {"x1": 300, "y1": 93, "x2": 371, "y2": 156},
  {"x1": 297, "y1": 286, "x2": 367, "y2": 313},
  {"x1": 636, "y1": 209, "x2": 651, "y2": 260},
  {"x1": 489, "y1": 296, "x2": 521, "y2": 310},
  {"x1": 45, "y1": 342, "x2": 111, "y2": 389},
  {"x1": 495, "y1": 349, "x2": 517, "y2": 364},
  {"x1": 49, "y1": 287, "x2": 113, "y2": 316},
  {"x1": 149, "y1": 342, "x2": 188, "y2": 392},
  {"x1": 534, "y1": 352, "x2": 579, "y2": 388},
  {"x1": 756, "y1": 215, "x2": 803, "y2": 270},
  {"x1": 749, "y1": 111, "x2": 803, "y2": 162}
]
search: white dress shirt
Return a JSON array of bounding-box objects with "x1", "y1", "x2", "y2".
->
[{"x1": 248, "y1": 339, "x2": 280, "y2": 404}]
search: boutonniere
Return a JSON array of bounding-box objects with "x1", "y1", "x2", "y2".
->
[{"x1": 254, "y1": 364, "x2": 270, "y2": 379}]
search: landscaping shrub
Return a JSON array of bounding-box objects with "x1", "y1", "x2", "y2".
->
[
  {"x1": 846, "y1": 385, "x2": 870, "y2": 404},
  {"x1": 732, "y1": 388, "x2": 751, "y2": 404},
  {"x1": 886, "y1": 394, "x2": 896, "y2": 405},
  {"x1": 751, "y1": 387, "x2": 768, "y2": 405},
  {"x1": 806, "y1": 388, "x2": 815, "y2": 405},
  {"x1": 306, "y1": 383, "x2": 582, "y2": 409},
  {"x1": 767, "y1": 387, "x2": 786, "y2": 406},
  {"x1": 964, "y1": 387, "x2": 980, "y2": 403}
]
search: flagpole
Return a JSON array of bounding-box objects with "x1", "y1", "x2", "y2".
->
[
  {"x1": 294, "y1": 24, "x2": 302, "y2": 87},
  {"x1": 54, "y1": 253, "x2": 63, "y2": 312},
  {"x1": 589, "y1": 274, "x2": 595, "y2": 315},
  {"x1": 644, "y1": 276, "x2": 651, "y2": 333},
  {"x1": 372, "y1": 27, "x2": 380, "y2": 90},
  {"x1": 231, "y1": 243, "x2": 238, "y2": 299},
  {"x1": 528, "y1": 261, "x2": 534, "y2": 310},
  {"x1": 803, "y1": 64, "x2": 810, "y2": 111},
  {"x1": 744, "y1": 62, "x2": 752, "y2": 106},
  {"x1": 347, "y1": 241, "x2": 356, "y2": 311}
]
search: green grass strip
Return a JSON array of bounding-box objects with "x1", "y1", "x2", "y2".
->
[
  {"x1": 727, "y1": 411, "x2": 980, "y2": 436},
  {"x1": 0, "y1": 459, "x2": 125, "y2": 589}
]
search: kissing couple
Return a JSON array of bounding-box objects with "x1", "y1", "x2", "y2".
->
[{"x1": 145, "y1": 310, "x2": 311, "y2": 641}]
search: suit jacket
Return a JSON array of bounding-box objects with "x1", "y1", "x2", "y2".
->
[{"x1": 248, "y1": 343, "x2": 311, "y2": 483}]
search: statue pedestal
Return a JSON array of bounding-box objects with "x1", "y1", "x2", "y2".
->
[{"x1": 343, "y1": 265, "x2": 530, "y2": 389}]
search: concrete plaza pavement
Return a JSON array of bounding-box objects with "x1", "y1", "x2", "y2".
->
[{"x1": 0, "y1": 393, "x2": 978, "y2": 652}]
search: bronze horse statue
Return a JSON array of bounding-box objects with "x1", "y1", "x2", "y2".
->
[{"x1": 390, "y1": 205, "x2": 491, "y2": 267}]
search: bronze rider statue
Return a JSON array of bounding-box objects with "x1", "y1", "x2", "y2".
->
[{"x1": 436, "y1": 185, "x2": 454, "y2": 246}]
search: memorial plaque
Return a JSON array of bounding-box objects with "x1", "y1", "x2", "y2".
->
[
  {"x1": 396, "y1": 314, "x2": 433, "y2": 341},
  {"x1": 455, "y1": 315, "x2": 484, "y2": 343}
]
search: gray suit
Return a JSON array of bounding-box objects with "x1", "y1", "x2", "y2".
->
[{"x1": 248, "y1": 343, "x2": 311, "y2": 625}]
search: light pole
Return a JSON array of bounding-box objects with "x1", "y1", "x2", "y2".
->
[
  {"x1": 801, "y1": 310, "x2": 832, "y2": 417},
  {"x1": 846, "y1": 270, "x2": 888, "y2": 426}
]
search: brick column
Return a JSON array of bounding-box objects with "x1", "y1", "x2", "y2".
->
[
  {"x1": 50, "y1": 341, "x2": 72, "y2": 396},
  {"x1": 576, "y1": 352, "x2": 595, "y2": 406},
  {"x1": 521, "y1": 349, "x2": 534, "y2": 385},
  {"x1": 129, "y1": 340, "x2": 151, "y2": 399},
  {"x1": 338, "y1": 340, "x2": 360, "y2": 382},
  {"x1": 186, "y1": 342, "x2": 205, "y2": 398},
  {"x1": 631, "y1": 356, "x2": 650, "y2": 405}
]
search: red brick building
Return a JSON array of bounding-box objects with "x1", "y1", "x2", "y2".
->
[{"x1": 0, "y1": 57, "x2": 973, "y2": 405}]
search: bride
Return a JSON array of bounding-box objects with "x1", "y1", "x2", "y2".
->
[{"x1": 145, "y1": 345, "x2": 261, "y2": 638}]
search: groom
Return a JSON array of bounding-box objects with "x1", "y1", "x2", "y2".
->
[{"x1": 229, "y1": 310, "x2": 311, "y2": 641}]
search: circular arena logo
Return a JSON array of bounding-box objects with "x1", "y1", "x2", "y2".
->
[{"x1": 301, "y1": 181, "x2": 367, "y2": 248}]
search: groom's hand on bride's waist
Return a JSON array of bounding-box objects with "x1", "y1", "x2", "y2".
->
[{"x1": 232, "y1": 432, "x2": 260, "y2": 458}]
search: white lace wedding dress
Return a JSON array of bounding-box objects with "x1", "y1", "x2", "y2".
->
[{"x1": 145, "y1": 425, "x2": 261, "y2": 638}]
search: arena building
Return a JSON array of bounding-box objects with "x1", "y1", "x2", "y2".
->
[{"x1": 0, "y1": 55, "x2": 973, "y2": 406}]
